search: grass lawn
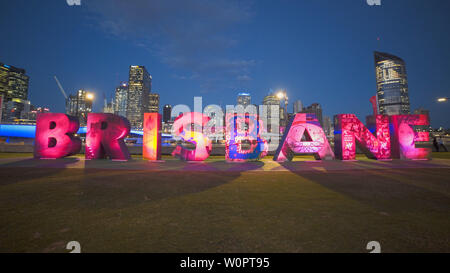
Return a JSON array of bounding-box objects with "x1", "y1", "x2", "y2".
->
[
  {"x1": 1, "y1": 151, "x2": 449, "y2": 159},
  {"x1": 432, "y1": 152, "x2": 450, "y2": 159},
  {"x1": 0, "y1": 153, "x2": 449, "y2": 253}
]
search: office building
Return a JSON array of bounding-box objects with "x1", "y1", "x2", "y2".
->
[
  {"x1": 0, "y1": 63, "x2": 29, "y2": 101},
  {"x1": 374, "y1": 51, "x2": 410, "y2": 115},
  {"x1": 148, "y1": 93, "x2": 160, "y2": 113},
  {"x1": 27, "y1": 106, "x2": 50, "y2": 121},
  {"x1": 262, "y1": 93, "x2": 281, "y2": 133},
  {"x1": 66, "y1": 89, "x2": 94, "y2": 125},
  {"x1": 114, "y1": 82, "x2": 128, "y2": 117},
  {"x1": 0, "y1": 62, "x2": 29, "y2": 101},
  {"x1": 0, "y1": 94, "x2": 3, "y2": 123},
  {"x1": 163, "y1": 104, "x2": 172, "y2": 123},
  {"x1": 237, "y1": 92, "x2": 251, "y2": 107},
  {"x1": 263, "y1": 93, "x2": 280, "y2": 107},
  {"x1": 323, "y1": 115, "x2": 333, "y2": 137},
  {"x1": 127, "y1": 65, "x2": 151, "y2": 128},
  {"x1": 102, "y1": 100, "x2": 115, "y2": 114},
  {"x1": 3, "y1": 98, "x2": 31, "y2": 122},
  {"x1": 293, "y1": 100, "x2": 303, "y2": 113},
  {"x1": 302, "y1": 103, "x2": 323, "y2": 126}
]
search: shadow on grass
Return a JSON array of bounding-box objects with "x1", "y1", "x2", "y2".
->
[
  {"x1": 0, "y1": 158, "x2": 80, "y2": 186},
  {"x1": 280, "y1": 162, "x2": 450, "y2": 213},
  {"x1": 77, "y1": 160, "x2": 264, "y2": 209}
]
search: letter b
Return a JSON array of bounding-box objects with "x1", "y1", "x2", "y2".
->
[{"x1": 34, "y1": 113, "x2": 81, "y2": 159}]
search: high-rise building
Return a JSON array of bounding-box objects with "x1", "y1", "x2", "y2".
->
[
  {"x1": 263, "y1": 93, "x2": 281, "y2": 133},
  {"x1": 0, "y1": 94, "x2": 3, "y2": 124},
  {"x1": 102, "y1": 101, "x2": 115, "y2": 114},
  {"x1": 163, "y1": 104, "x2": 172, "y2": 123},
  {"x1": 0, "y1": 62, "x2": 29, "y2": 101},
  {"x1": 127, "y1": 65, "x2": 151, "y2": 128},
  {"x1": 263, "y1": 94, "x2": 280, "y2": 107},
  {"x1": 114, "y1": 82, "x2": 128, "y2": 117},
  {"x1": 374, "y1": 51, "x2": 410, "y2": 115},
  {"x1": 237, "y1": 92, "x2": 251, "y2": 107},
  {"x1": 3, "y1": 98, "x2": 31, "y2": 122},
  {"x1": 66, "y1": 89, "x2": 94, "y2": 125},
  {"x1": 293, "y1": 100, "x2": 303, "y2": 113},
  {"x1": 302, "y1": 103, "x2": 323, "y2": 126},
  {"x1": 323, "y1": 115, "x2": 333, "y2": 136},
  {"x1": 148, "y1": 93, "x2": 160, "y2": 113},
  {"x1": 27, "y1": 106, "x2": 50, "y2": 121}
]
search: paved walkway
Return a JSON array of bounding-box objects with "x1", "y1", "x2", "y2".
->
[{"x1": 1, "y1": 156, "x2": 449, "y2": 172}]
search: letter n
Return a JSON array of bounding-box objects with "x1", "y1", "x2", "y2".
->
[
  {"x1": 334, "y1": 114, "x2": 391, "y2": 160},
  {"x1": 34, "y1": 113, "x2": 81, "y2": 159},
  {"x1": 85, "y1": 113, "x2": 131, "y2": 161}
]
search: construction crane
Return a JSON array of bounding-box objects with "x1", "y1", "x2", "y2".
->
[{"x1": 54, "y1": 76, "x2": 68, "y2": 99}]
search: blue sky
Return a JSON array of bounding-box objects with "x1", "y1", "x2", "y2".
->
[{"x1": 1, "y1": 0, "x2": 449, "y2": 127}]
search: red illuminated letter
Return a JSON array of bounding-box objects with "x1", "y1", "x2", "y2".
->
[
  {"x1": 171, "y1": 112, "x2": 212, "y2": 161},
  {"x1": 334, "y1": 114, "x2": 391, "y2": 160},
  {"x1": 274, "y1": 113, "x2": 334, "y2": 161},
  {"x1": 85, "y1": 113, "x2": 131, "y2": 161},
  {"x1": 143, "y1": 113, "x2": 162, "y2": 161},
  {"x1": 390, "y1": 115, "x2": 430, "y2": 160},
  {"x1": 34, "y1": 113, "x2": 81, "y2": 159}
]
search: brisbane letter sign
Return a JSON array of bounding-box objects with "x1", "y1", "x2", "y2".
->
[{"x1": 33, "y1": 112, "x2": 431, "y2": 161}]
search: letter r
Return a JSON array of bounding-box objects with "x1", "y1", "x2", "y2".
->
[{"x1": 85, "y1": 113, "x2": 131, "y2": 160}]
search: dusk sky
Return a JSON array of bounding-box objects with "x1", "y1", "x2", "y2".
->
[{"x1": 1, "y1": 0, "x2": 449, "y2": 127}]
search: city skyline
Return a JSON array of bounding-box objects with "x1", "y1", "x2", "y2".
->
[{"x1": 1, "y1": 0, "x2": 449, "y2": 127}]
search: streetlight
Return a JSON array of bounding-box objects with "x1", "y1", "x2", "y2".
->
[
  {"x1": 276, "y1": 89, "x2": 289, "y2": 127},
  {"x1": 81, "y1": 92, "x2": 95, "y2": 124},
  {"x1": 86, "y1": 93, "x2": 94, "y2": 100},
  {"x1": 276, "y1": 92, "x2": 284, "y2": 100},
  {"x1": 437, "y1": 97, "x2": 448, "y2": 102}
]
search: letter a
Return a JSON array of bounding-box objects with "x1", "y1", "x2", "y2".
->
[{"x1": 274, "y1": 113, "x2": 334, "y2": 161}]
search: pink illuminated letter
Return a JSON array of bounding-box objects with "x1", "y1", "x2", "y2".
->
[
  {"x1": 274, "y1": 113, "x2": 334, "y2": 161},
  {"x1": 390, "y1": 115, "x2": 430, "y2": 160},
  {"x1": 85, "y1": 113, "x2": 131, "y2": 161},
  {"x1": 171, "y1": 112, "x2": 212, "y2": 161},
  {"x1": 143, "y1": 113, "x2": 162, "y2": 161},
  {"x1": 34, "y1": 113, "x2": 81, "y2": 159},
  {"x1": 334, "y1": 114, "x2": 391, "y2": 160}
]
